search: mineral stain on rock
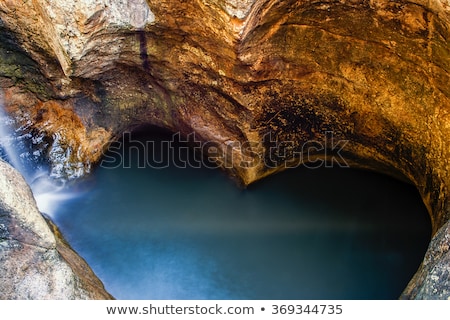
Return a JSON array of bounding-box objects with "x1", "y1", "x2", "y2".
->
[{"x1": 0, "y1": 0, "x2": 449, "y2": 299}]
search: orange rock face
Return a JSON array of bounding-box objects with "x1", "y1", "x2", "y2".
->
[{"x1": 0, "y1": 0, "x2": 449, "y2": 299}]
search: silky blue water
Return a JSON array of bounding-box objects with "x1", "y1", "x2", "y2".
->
[{"x1": 48, "y1": 129, "x2": 430, "y2": 300}]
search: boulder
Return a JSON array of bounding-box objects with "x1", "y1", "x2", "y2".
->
[{"x1": 0, "y1": 159, "x2": 112, "y2": 299}]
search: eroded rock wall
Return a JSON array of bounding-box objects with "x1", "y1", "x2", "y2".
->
[{"x1": 0, "y1": 0, "x2": 450, "y2": 299}]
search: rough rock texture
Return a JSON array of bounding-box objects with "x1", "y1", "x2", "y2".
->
[
  {"x1": 0, "y1": 160, "x2": 112, "y2": 299},
  {"x1": 0, "y1": 0, "x2": 450, "y2": 299},
  {"x1": 401, "y1": 219, "x2": 450, "y2": 299}
]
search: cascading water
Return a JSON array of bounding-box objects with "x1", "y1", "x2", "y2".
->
[
  {"x1": 0, "y1": 91, "x2": 79, "y2": 216},
  {"x1": 0, "y1": 91, "x2": 432, "y2": 299}
]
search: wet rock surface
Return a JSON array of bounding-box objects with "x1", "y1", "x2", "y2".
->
[{"x1": 0, "y1": 0, "x2": 449, "y2": 299}]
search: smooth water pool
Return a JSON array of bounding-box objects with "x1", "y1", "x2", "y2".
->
[{"x1": 49, "y1": 129, "x2": 431, "y2": 300}]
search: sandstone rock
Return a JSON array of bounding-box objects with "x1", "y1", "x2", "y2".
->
[
  {"x1": 0, "y1": 160, "x2": 112, "y2": 299},
  {"x1": 0, "y1": 0, "x2": 450, "y2": 299}
]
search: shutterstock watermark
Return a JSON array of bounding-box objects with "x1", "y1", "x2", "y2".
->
[{"x1": 100, "y1": 131, "x2": 349, "y2": 170}]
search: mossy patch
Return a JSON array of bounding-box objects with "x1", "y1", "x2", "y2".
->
[{"x1": 0, "y1": 26, "x2": 53, "y2": 100}]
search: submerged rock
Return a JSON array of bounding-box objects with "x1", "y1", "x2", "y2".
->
[{"x1": 0, "y1": 160, "x2": 112, "y2": 299}]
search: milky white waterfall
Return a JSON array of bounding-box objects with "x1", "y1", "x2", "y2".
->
[{"x1": 0, "y1": 91, "x2": 81, "y2": 216}]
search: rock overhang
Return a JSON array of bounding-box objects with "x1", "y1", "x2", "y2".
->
[{"x1": 0, "y1": 0, "x2": 449, "y2": 299}]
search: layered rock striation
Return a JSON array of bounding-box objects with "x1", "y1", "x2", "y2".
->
[{"x1": 0, "y1": 0, "x2": 449, "y2": 298}]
